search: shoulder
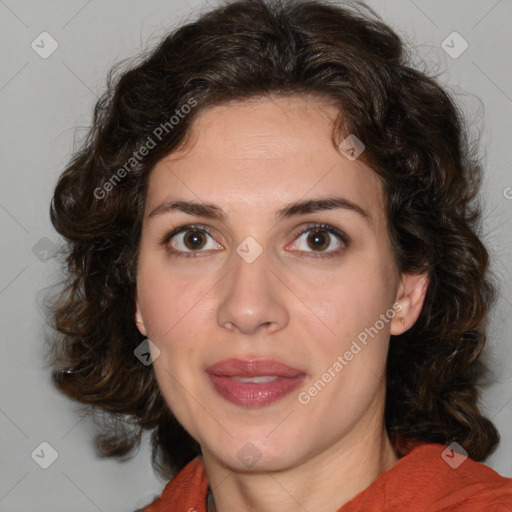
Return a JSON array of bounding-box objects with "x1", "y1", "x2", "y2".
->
[
  {"x1": 341, "y1": 442, "x2": 512, "y2": 512},
  {"x1": 139, "y1": 456, "x2": 208, "y2": 512},
  {"x1": 425, "y1": 444, "x2": 512, "y2": 511}
]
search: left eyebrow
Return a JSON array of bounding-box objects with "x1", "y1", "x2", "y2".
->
[
  {"x1": 148, "y1": 196, "x2": 371, "y2": 224},
  {"x1": 275, "y1": 197, "x2": 371, "y2": 224}
]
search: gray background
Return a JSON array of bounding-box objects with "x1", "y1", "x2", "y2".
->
[{"x1": 1, "y1": 0, "x2": 511, "y2": 510}]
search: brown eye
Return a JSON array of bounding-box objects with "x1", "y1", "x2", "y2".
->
[
  {"x1": 306, "y1": 230, "x2": 331, "y2": 251},
  {"x1": 183, "y1": 230, "x2": 207, "y2": 250},
  {"x1": 164, "y1": 224, "x2": 223, "y2": 257},
  {"x1": 287, "y1": 223, "x2": 348, "y2": 257}
]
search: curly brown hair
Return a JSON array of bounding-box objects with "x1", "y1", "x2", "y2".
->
[{"x1": 46, "y1": 0, "x2": 499, "y2": 480}]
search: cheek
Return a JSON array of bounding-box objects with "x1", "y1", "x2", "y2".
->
[
  {"x1": 296, "y1": 259, "x2": 394, "y2": 338},
  {"x1": 137, "y1": 269, "x2": 208, "y2": 406},
  {"x1": 136, "y1": 262, "x2": 217, "y2": 402},
  {"x1": 137, "y1": 261, "x2": 206, "y2": 340}
]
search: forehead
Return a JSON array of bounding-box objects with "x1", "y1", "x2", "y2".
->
[{"x1": 145, "y1": 95, "x2": 387, "y2": 228}]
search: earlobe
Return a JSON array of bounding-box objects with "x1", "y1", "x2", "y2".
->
[
  {"x1": 390, "y1": 272, "x2": 429, "y2": 335},
  {"x1": 134, "y1": 297, "x2": 147, "y2": 336}
]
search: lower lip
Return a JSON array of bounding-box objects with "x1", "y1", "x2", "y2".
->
[{"x1": 207, "y1": 374, "x2": 306, "y2": 407}]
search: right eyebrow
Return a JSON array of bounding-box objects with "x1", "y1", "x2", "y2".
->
[{"x1": 148, "y1": 200, "x2": 225, "y2": 221}]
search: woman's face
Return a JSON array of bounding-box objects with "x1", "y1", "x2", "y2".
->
[{"x1": 135, "y1": 95, "x2": 423, "y2": 472}]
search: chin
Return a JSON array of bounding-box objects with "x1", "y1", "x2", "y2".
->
[{"x1": 204, "y1": 435, "x2": 306, "y2": 473}]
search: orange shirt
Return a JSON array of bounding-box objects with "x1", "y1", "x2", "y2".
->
[{"x1": 141, "y1": 442, "x2": 512, "y2": 511}]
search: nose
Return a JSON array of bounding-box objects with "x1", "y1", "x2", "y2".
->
[{"x1": 217, "y1": 247, "x2": 289, "y2": 336}]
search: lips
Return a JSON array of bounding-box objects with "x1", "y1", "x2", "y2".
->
[
  {"x1": 206, "y1": 358, "x2": 305, "y2": 378},
  {"x1": 205, "y1": 358, "x2": 306, "y2": 407}
]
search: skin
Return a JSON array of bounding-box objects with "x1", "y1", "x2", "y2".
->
[{"x1": 135, "y1": 94, "x2": 429, "y2": 512}]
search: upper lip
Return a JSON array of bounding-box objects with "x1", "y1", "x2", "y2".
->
[{"x1": 206, "y1": 358, "x2": 305, "y2": 378}]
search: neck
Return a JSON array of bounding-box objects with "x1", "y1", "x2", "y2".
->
[{"x1": 203, "y1": 425, "x2": 399, "y2": 512}]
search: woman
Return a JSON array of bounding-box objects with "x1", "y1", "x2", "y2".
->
[{"x1": 47, "y1": 0, "x2": 512, "y2": 510}]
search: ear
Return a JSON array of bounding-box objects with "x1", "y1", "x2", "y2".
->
[
  {"x1": 390, "y1": 272, "x2": 429, "y2": 335},
  {"x1": 134, "y1": 293, "x2": 147, "y2": 336}
]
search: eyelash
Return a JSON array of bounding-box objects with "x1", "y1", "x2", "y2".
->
[{"x1": 161, "y1": 222, "x2": 349, "y2": 259}]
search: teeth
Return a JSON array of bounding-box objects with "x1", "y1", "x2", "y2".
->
[{"x1": 232, "y1": 376, "x2": 279, "y2": 383}]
